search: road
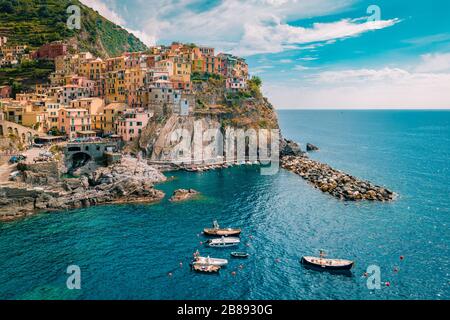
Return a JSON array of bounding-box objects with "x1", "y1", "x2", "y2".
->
[{"x1": 0, "y1": 147, "x2": 48, "y2": 184}]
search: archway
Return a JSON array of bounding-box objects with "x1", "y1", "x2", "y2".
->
[{"x1": 71, "y1": 152, "x2": 92, "y2": 170}]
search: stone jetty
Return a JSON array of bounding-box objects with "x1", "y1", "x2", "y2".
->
[{"x1": 281, "y1": 155, "x2": 396, "y2": 202}]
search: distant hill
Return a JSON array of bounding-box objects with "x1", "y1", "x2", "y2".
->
[{"x1": 0, "y1": 0, "x2": 148, "y2": 58}]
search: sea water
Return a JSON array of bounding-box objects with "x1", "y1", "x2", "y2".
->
[{"x1": 0, "y1": 110, "x2": 449, "y2": 300}]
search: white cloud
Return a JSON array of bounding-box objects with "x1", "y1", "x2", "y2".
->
[
  {"x1": 264, "y1": 54, "x2": 450, "y2": 109},
  {"x1": 313, "y1": 67, "x2": 410, "y2": 83},
  {"x1": 293, "y1": 65, "x2": 311, "y2": 71},
  {"x1": 80, "y1": 0, "x2": 125, "y2": 25},
  {"x1": 415, "y1": 53, "x2": 450, "y2": 73},
  {"x1": 107, "y1": 0, "x2": 369, "y2": 54},
  {"x1": 236, "y1": 18, "x2": 400, "y2": 55},
  {"x1": 80, "y1": 0, "x2": 155, "y2": 46},
  {"x1": 80, "y1": 0, "x2": 399, "y2": 56}
]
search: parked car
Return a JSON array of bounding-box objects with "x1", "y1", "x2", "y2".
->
[
  {"x1": 8, "y1": 155, "x2": 27, "y2": 164},
  {"x1": 32, "y1": 143, "x2": 44, "y2": 148}
]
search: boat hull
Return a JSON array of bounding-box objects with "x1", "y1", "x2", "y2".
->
[
  {"x1": 192, "y1": 264, "x2": 221, "y2": 273},
  {"x1": 208, "y1": 242, "x2": 239, "y2": 248},
  {"x1": 193, "y1": 257, "x2": 228, "y2": 267},
  {"x1": 203, "y1": 228, "x2": 242, "y2": 236},
  {"x1": 231, "y1": 252, "x2": 249, "y2": 258},
  {"x1": 301, "y1": 257, "x2": 354, "y2": 271}
]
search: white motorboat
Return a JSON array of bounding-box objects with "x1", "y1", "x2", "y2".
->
[
  {"x1": 193, "y1": 256, "x2": 229, "y2": 267},
  {"x1": 207, "y1": 237, "x2": 240, "y2": 248}
]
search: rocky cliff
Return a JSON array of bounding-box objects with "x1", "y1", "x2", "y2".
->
[
  {"x1": 0, "y1": 155, "x2": 166, "y2": 221},
  {"x1": 138, "y1": 78, "x2": 280, "y2": 164}
]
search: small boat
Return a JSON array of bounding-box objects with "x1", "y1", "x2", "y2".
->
[
  {"x1": 204, "y1": 220, "x2": 241, "y2": 237},
  {"x1": 207, "y1": 236, "x2": 240, "y2": 248},
  {"x1": 193, "y1": 256, "x2": 228, "y2": 267},
  {"x1": 192, "y1": 264, "x2": 221, "y2": 273},
  {"x1": 301, "y1": 250, "x2": 354, "y2": 271},
  {"x1": 231, "y1": 252, "x2": 249, "y2": 259}
]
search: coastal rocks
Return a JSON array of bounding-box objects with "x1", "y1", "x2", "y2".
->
[
  {"x1": 0, "y1": 156, "x2": 167, "y2": 222},
  {"x1": 280, "y1": 139, "x2": 304, "y2": 157},
  {"x1": 281, "y1": 155, "x2": 396, "y2": 202},
  {"x1": 89, "y1": 155, "x2": 167, "y2": 185},
  {"x1": 306, "y1": 143, "x2": 319, "y2": 152},
  {"x1": 169, "y1": 189, "x2": 200, "y2": 202}
]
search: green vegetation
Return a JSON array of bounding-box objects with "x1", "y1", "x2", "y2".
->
[
  {"x1": 0, "y1": 0, "x2": 147, "y2": 58},
  {"x1": 247, "y1": 76, "x2": 263, "y2": 99},
  {"x1": 191, "y1": 72, "x2": 223, "y2": 82},
  {"x1": 0, "y1": 60, "x2": 54, "y2": 88}
]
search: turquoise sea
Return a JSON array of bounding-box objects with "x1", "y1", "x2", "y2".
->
[{"x1": 0, "y1": 110, "x2": 449, "y2": 300}]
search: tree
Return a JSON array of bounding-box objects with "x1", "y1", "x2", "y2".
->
[
  {"x1": 250, "y1": 76, "x2": 262, "y2": 88},
  {"x1": 38, "y1": 6, "x2": 50, "y2": 18},
  {"x1": 0, "y1": 1, "x2": 14, "y2": 14}
]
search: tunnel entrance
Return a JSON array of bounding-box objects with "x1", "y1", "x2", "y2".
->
[{"x1": 71, "y1": 152, "x2": 92, "y2": 171}]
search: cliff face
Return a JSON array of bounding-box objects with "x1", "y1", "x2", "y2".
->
[
  {"x1": 140, "y1": 114, "x2": 222, "y2": 163},
  {"x1": 138, "y1": 78, "x2": 280, "y2": 164}
]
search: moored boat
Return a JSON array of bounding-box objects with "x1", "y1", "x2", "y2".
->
[
  {"x1": 192, "y1": 264, "x2": 221, "y2": 273},
  {"x1": 193, "y1": 256, "x2": 229, "y2": 267},
  {"x1": 207, "y1": 236, "x2": 240, "y2": 248},
  {"x1": 231, "y1": 252, "x2": 249, "y2": 258},
  {"x1": 203, "y1": 220, "x2": 242, "y2": 237},
  {"x1": 300, "y1": 251, "x2": 354, "y2": 271}
]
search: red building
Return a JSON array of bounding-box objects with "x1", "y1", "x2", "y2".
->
[{"x1": 33, "y1": 43, "x2": 67, "y2": 60}]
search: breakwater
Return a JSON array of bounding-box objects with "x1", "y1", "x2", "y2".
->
[{"x1": 281, "y1": 155, "x2": 396, "y2": 201}]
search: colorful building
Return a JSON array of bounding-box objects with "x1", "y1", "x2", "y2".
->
[
  {"x1": 58, "y1": 107, "x2": 92, "y2": 139},
  {"x1": 116, "y1": 109, "x2": 152, "y2": 142},
  {"x1": 33, "y1": 42, "x2": 67, "y2": 60},
  {"x1": 57, "y1": 85, "x2": 91, "y2": 105}
]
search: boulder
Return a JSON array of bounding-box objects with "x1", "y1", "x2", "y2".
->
[
  {"x1": 280, "y1": 139, "x2": 303, "y2": 157},
  {"x1": 169, "y1": 189, "x2": 200, "y2": 202},
  {"x1": 306, "y1": 143, "x2": 319, "y2": 152}
]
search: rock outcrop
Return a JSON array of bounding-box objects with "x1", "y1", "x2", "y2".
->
[
  {"x1": 281, "y1": 155, "x2": 396, "y2": 202},
  {"x1": 306, "y1": 143, "x2": 319, "y2": 152},
  {"x1": 0, "y1": 156, "x2": 166, "y2": 222},
  {"x1": 169, "y1": 189, "x2": 200, "y2": 202},
  {"x1": 280, "y1": 139, "x2": 304, "y2": 157}
]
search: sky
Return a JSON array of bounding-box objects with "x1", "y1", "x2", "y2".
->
[{"x1": 80, "y1": 0, "x2": 450, "y2": 109}]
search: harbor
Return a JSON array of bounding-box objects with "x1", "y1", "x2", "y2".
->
[{"x1": 0, "y1": 110, "x2": 449, "y2": 300}]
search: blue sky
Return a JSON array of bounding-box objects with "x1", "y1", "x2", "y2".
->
[{"x1": 81, "y1": 0, "x2": 450, "y2": 109}]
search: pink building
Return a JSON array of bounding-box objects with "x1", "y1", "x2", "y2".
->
[
  {"x1": 116, "y1": 109, "x2": 151, "y2": 142},
  {"x1": 58, "y1": 107, "x2": 92, "y2": 139}
]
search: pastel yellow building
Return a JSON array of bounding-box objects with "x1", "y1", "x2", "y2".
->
[
  {"x1": 70, "y1": 97, "x2": 105, "y2": 116},
  {"x1": 95, "y1": 103, "x2": 128, "y2": 134},
  {"x1": 105, "y1": 71, "x2": 126, "y2": 104}
]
